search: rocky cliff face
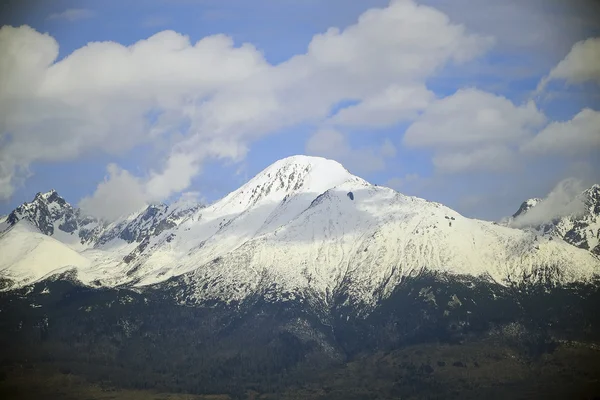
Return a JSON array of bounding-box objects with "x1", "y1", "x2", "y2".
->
[
  {"x1": 7, "y1": 190, "x2": 85, "y2": 236},
  {"x1": 2, "y1": 189, "x2": 202, "y2": 251}
]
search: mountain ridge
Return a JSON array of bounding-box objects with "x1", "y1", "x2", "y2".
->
[
  {"x1": 1, "y1": 155, "x2": 599, "y2": 313},
  {"x1": 506, "y1": 184, "x2": 600, "y2": 255}
]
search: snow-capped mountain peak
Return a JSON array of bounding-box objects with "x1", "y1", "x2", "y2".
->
[
  {"x1": 214, "y1": 155, "x2": 366, "y2": 214},
  {"x1": 1, "y1": 189, "x2": 202, "y2": 253},
  {"x1": 512, "y1": 198, "x2": 543, "y2": 219},
  {"x1": 36, "y1": 188, "x2": 60, "y2": 200},
  {"x1": 505, "y1": 184, "x2": 600, "y2": 255},
  {"x1": 6, "y1": 189, "x2": 80, "y2": 236},
  {"x1": 583, "y1": 184, "x2": 600, "y2": 209},
  {"x1": 1, "y1": 156, "x2": 599, "y2": 311}
]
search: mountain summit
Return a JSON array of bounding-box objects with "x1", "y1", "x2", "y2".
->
[
  {"x1": 211, "y1": 155, "x2": 364, "y2": 215},
  {"x1": 509, "y1": 184, "x2": 600, "y2": 255},
  {"x1": 6, "y1": 189, "x2": 78, "y2": 236},
  {"x1": 1, "y1": 156, "x2": 599, "y2": 311}
]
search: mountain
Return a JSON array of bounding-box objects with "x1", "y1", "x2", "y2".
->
[
  {"x1": 0, "y1": 221, "x2": 91, "y2": 288},
  {"x1": 2, "y1": 156, "x2": 600, "y2": 399},
  {"x1": 508, "y1": 184, "x2": 600, "y2": 256},
  {"x1": 1, "y1": 156, "x2": 599, "y2": 308},
  {"x1": 2, "y1": 189, "x2": 102, "y2": 249},
  {"x1": 512, "y1": 197, "x2": 543, "y2": 219},
  {"x1": 0, "y1": 187, "x2": 202, "y2": 249}
]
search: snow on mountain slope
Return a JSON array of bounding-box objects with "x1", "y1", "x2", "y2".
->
[
  {"x1": 117, "y1": 156, "x2": 365, "y2": 284},
  {"x1": 2, "y1": 189, "x2": 103, "y2": 250},
  {"x1": 0, "y1": 156, "x2": 599, "y2": 309},
  {"x1": 546, "y1": 185, "x2": 600, "y2": 254},
  {"x1": 507, "y1": 185, "x2": 600, "y2": 255},
  {"x1": 174, "y1": 181, "x2": 599, "y2": 308},
  {"x1": 0, "y1": 221, "x2": 91, "y2": 286}
]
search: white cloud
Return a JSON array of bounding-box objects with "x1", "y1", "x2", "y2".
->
[
  {"x1": 174, "y1": 191, "x2": 203, "y2": 207},
  {"x1": 403, "y1": 89, "x2": 546, "y2": 173},
  {"x1": 47, "y1": 9, "x2": 96, "y2": 21},
  {"x1": 80, "y1": 137, "x2": 251, "y2": 219},
  {"x1": 79, "y1": 165, "x2": 148, "y2": 220},
  {"x1": 0, "y1": 26, "x2": 58, "y2": 99},
  {"x1": 404, "y1": 89, "x2": 546, "y2": 149},
  {"x1": 380, "y1": 139, "x2": 397, "y2": 158},
  {"x1": 521, "y1": 108, "x2": 600, "y2": 156},
  {"x1": 306, "y1": 129, "x2": 396, "y2": 174},
  {"x1": 510, "y1": 178, "x2": 587, "y2": 228},
  {"x1": 145, "y1": 152, "x2": 201, "y2": 201},
  {"x1": 80, "y1": 154, "x2": 204, "y2": 221},
  {"x1": 305, "y1": 0, "x2": 492, "y2": 79},
  {"x1": 422, "y1": 0, "x2": 600, "y2": 70},
  {"x1": 433, "y1": 146, "x2": 517, "y2": 174},
  {"x1": 196, "y1": 0, "x2": 491, "y2": 141},
  {"x1": 306, "y1": 129, "x2": 347, "y2": 158},
  {"x1": 537, "y1": 37, "x2": 600, "y2": 91},
  {"x1": 327, "y1": 85, "x2": 435, "y2": 128},
  {"x1": 0, "y1": 0, "x2": 492, "y2": 205},
  {"x1": 0, "y1": 26, "x2": 267, "y2": 199},
  {"x1": 386, "y1": 173, "x2": 420, "y2": 191}
]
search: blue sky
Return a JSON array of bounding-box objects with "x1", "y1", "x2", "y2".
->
[{"x1": 0, "y1": 0, "x2": 599, "y2": 220}]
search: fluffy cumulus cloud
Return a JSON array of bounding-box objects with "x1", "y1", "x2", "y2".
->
[
  {"x1": 538, "y1": 37, "x2": 600, "y2": 91},
  {"x1": 327, "y1": 85, "x2": 435, "y2": 128},
  {"x1": 304, "y1": 0, "x2": 491, "y2": 80},
  {"x1": 423, "y1": 0, "x2": 600, "y2": 56},
  {"x1": 188, "y1": 0, "x2": 491, "y2": 141},
  {"x1": 305, "y1": 129, "x2": 396, "y2": 174},
  {"x1": 145, "y1": 152, "x2": 202, "y2": 201},
  {"x1": 404, "y1": 89, "x2": 546, "y2": 148},
  {"x1": 0, "y1": 0, "x2": 493, "y2": 219},
  {"x1": 0, "y1": 25, "x2": 267, "y2": 210},
  {"x1": 522, "y1": 108, "x2": 600, "y2": 156},
  {"x1": 79, "y1": 165, "x2": 148, "y2": 220},
  {"x1": 403, "y1": 89, "x2": 546, "y2": 173},
  {"x1": 433, "y1": 146, "x2": 518, "y2": 174},
  {"x1": 79, "y1": 161, "x2": 211, "y2": 221},
  {"x1": 79, "y1": 155, "x2": 205, "y2": 220},
  {"x1": 510, "y1": 178, "x2": 588, "y2": 228}
]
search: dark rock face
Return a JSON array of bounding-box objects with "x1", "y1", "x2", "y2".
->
[
  {"x1": 119, "y1": 205, "x2": 172, "y2": 243},
  {"x1": 347, "y1": 192, "x2": 354, "y2": 200},
  {"x1": 512, "y1": 199, "x2": 541, "y2": 219},
  {"x1": 101, "y1": 203, "x2": 200, "y2": 247},
  {"x1": 5, "y1": 190, "x2": 87, "y2": 237},
  {"x1": 564, "y1": 221, "x2": 591, "y2": 250},
  {"x1": 123, "y1": 236, "x2": 151, "y2": 265},
  {"x1": 45, "y1": 191, "x2": 67, "y2": 207},
  {"x1": 58, "y1": 214, "x2": 79, "y2": 234},
  {"x1": 545, "y1": 186, "x2": 600, "y2": 253},
  {"x1": 3, "y1": 190, "x2": 201, "y2": 250}
]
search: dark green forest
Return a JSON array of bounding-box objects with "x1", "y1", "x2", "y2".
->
[{"x1": 1, "y1": 272, "x2": 600, "y2": 399}]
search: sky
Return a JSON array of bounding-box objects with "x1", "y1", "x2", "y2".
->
[{"x1": 0, "y1": 0, "x2": 599, "y2": 221}]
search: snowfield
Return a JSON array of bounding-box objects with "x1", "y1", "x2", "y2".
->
[{"x1": 0, "y1": 221, "x2": 91, "y2": 286}]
